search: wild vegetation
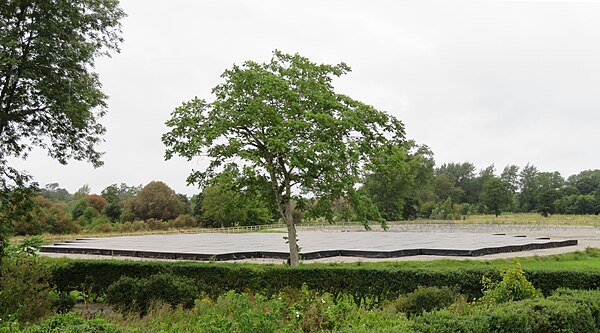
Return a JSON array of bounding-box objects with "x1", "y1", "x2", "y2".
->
[{"x1": 3, "y1": 247, "x2": 600, "y2": 332}]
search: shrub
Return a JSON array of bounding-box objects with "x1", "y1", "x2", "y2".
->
[
  {"x1": 171, "y1": 214, "x2": 198, "y2": 228},
  {"x1": 549, "y1": 288, "x2": 600, "y2": 328},
  {"x1": 480, "y1": 264, "x2": 542, "y2": 304},
  {"x1": 394, "y1": 286, "x2": 459, "y2": 317},
  {"x1": 495, "y1": 298, "x2": 596, "y2": 333},
  {"x1": 131, "y1": 220, "x2": 148, "y2": 232},
  {"x1": 146, "y1": 218, "x2": 169, "y2": 230},
  {"x1": 106, "y1": 273, "x2": 197, "y2": 314},
  {"x1": 95, "y1": 223, "x2": 113, "y2": 233},
  {"x1": 412, "y1": 309, "x2": 489, "y2": 333},
  {"x1": 23, "y1": 312, "x2": 124, "y2": 333},
  {"x1": 0, "y1": 257, "x2": 54, "y2": 323}
]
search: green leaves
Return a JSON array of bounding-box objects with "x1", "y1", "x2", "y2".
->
[{"x1": 163, "y1": 50, "x2": 406, "y2": 265}]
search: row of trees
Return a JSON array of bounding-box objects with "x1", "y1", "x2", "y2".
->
[
  {"x1": 15, "y1": 163, "x2": 600, "y2": 237},
  {"x1": 366, "y1": 160, "x2": 600, "y2": 220}
]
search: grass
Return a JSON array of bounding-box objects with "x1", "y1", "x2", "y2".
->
[
  {"x1": 41, "y1": 247, "x2": 600, "y2": 272},
  {"x1": 448, "y1": 213, "x2": 600, "y2": 226},
  {"x1": 321, "y1": 248, "x2": 600, "y2": 271}
]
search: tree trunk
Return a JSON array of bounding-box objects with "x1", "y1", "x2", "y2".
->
[{"x1": 285, "y1": 218, "x2": 300, "y2": 267}]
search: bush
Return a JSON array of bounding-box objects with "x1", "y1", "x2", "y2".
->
[
  {"x1": 106, "y1": 273, "x2": 197, "y2": 314},
  {"x1": 146, "y1": 218, "x2": 169, "y2": 230},
  {"x1": 0, "y1": 257, "x2": 54, "y2": 323},
  {"x1": 412, "y1": 309, "x2": 489, "y2": 333},
  {"x1": 394, "y1": 286, "x2": 459, "y2": 317},
  {"x1": 131, "y1": 220, "x2": 148, "y2": 232},
  {"x1": 480, "y1": 264, "x2": 542, "y2": 304},
  {"x1": 171, "y1": 214, "x2": 198, "y2": 228},
  {"x1": 494, "y1": 298, "x2": 596, "y2": 333},
  {"x1": 95, "y1": 223, "x2": 113, "y2": 233},
  {"x1": 50, "y1": 259, "x2": 600, "y2": 305},
  {"x1": 22, "y1": 312, "x2": 124, "y2": 333},
  {"x1": 549, "y1": 288, "x2": 600, "y2": 328}
]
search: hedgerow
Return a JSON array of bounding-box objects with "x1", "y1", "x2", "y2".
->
[{"x1": 50, "y1": 259, "x2": 600, "y2": 302}]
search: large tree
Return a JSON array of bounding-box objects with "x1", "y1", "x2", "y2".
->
[
  {"x1": 0, "y1": 0, "x2": 125, "y2": 259},
  {"x1": 163, "y1": 51, "x2": 405, "y2": 266}
]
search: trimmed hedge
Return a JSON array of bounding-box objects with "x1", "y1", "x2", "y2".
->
[{"x1": 50, "y1": 259, "x2": 600, "y2": 301}]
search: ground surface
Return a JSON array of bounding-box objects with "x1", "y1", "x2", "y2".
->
[{"x1": 39, "y1": 223, "x2": 595, "y2": 263}]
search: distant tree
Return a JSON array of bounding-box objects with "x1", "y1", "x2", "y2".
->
[
  {"x1": 480, "y1": 177, "x2": 512, "y2": 217},
  {"x1": 0, "y1": 0, "x2": 125, "y2": 260},
  {"x1": 556, "y1": 194, "x2": 599, "y2": 215},
  {"x1": 68, "y1": 197, "x2": 90, "y2": 221},
  {"x1": 534, "y1": 172, "x2": 564, "y2": 217},
  {"x1": 567, "y1": 170, "x2": 600, "y2": 195},
  {"x1": 86, "y1": 194, "x2": 108, "y2": 212},
  {"x1": 501, "y1": 165, "x2": 520, "y2": 193},
  {"x1": 101, "y1": 185, "x2": 120, "y2": 204},
  {"x1": 39, "y1": 183, "x2": 72, "y2": 202},
  {"x1": 13, "y1": 196, "x2": 80, "y2": 235},
  {"x1": 100, "y1": 184, "x2": 126, "y2": 221},
  {"x1": 518, "y1": 164, "x2": 538, "y2": 212},
  {"x1": 468, "y1": 165, "x2": 496, "y2": 208},
  {"x1": 131, "y1": 181, "x2": 186, "y2": 221},
  {"x1": 163, "y1": 51, "x2": 405, "y2": 266},
  {"x1": 501, "y1": 165, "x2": 520, "y2": 210},
  {"x1": 201, "y1": 165, "x2": 276, "y2": 227},
  {"x1": 363, "y1": 141, "x2": 434, "y2": 220},
  {"x1": 189, "y1": 193, "x2": 204, "y2": 219},
  {"x1": 433, "y1": 175, "x2": 464, "y2": 203}
]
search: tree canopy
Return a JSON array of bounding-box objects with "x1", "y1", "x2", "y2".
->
[
  {"x1": 163, "y1": 50, "x2": 405, "y2": 265},
  {"x1": 0, "y1": 0, "x2": 125, "y2": 258}
]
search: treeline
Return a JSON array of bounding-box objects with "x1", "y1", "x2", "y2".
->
[{"x1": 14, "y1": 157, "x2": 600, "y2": 236}]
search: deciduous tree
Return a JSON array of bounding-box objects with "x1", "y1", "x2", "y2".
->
[
  {"x1": 131, "y1": 181, "x2": 186, "y2": 221},
  {"x1": 163, "y1": 51, "x2": 405, "y2": 266},
  {"x1": 480, "y1": 177, "x2": 512, "y2": 217},
  {"x1": 0, "y1": 0, "x2": 124, "y2": 259}
]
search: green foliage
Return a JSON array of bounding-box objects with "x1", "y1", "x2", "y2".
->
[
  {"x1": 106, "y1": 273, "x2": 198, "y2": 314},
  {"x1": 556, "y1": 194, "x2": 599, "y2": 215},
  {"x1": 394, "y1": 286, "x2": 459, "y2": 317},
  {"x1": 171, "y1": 214, "x2": 199, "y2": 228},
  {"x1": 201, "y1": 166, "x2": 275, "y2": 227},
  {"x1": 163, "y1": 50, "x2": 405, "y2": 265},
  {"x1": 51, "y1": 259, "x2": 495, "y2": 302},
  {"x1": 0, "y1": 257, "x2": 53, "y2": 323},
  {"x1": 363, "y1": 142, "x2": 435, "y2": 221},
  {"x1": 131, "y1": 181, "x2": 186, "y2": 221},
  {"x1": 0, "y1": 0, "x2": 125, "y2": 261},
  {"x1": 429, "y1": 197, "x2": 462, "y2": 220},
  {"x1": 533, "y1": 172, "x2": 564, "y2": 217},
  {"x1": 13, "y1": 197, "x2": 80, "y2": 235},
  {"x1": 11, "y1": 312, "x2": 125, "y2": 333},
  {"x1": 480, "y1": 177, "x2": 512, "y2": 217},
  {"x1": 480, "y1": 264, "x2": 542, "y2": 304},
  {"x1": 4, "y1": 236, "x2": 43, "y2": 257},
  {"x1": 49, "y1": 290, "x2": 81, "y2": 314}
]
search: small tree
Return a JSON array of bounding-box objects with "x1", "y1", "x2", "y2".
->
[{"x1": 163, "y1": 51, "x2": 404, "y2": 266}]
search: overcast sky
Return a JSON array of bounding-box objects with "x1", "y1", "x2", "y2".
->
[{"x1": 12, "y1": 0, "x2": 600, "y2": 195}]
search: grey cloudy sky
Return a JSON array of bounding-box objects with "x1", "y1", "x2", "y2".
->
[{"x1": 14, "y1": 0, "x2": 600, "y2": 195}]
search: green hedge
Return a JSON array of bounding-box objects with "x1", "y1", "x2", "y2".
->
[{"x1": 50, "y1": 259, "x2": 600, "y2": 301}]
